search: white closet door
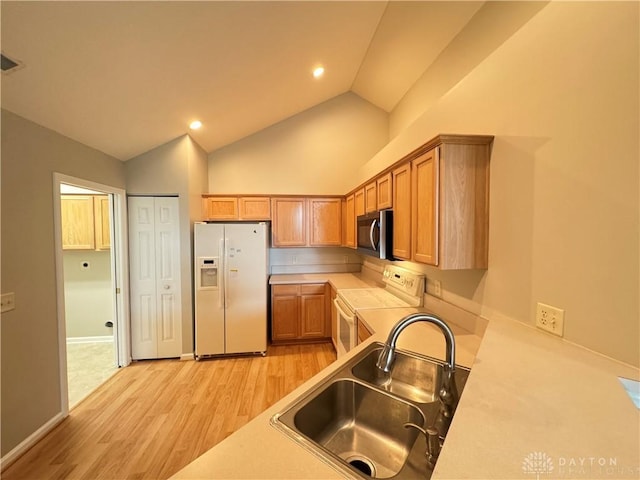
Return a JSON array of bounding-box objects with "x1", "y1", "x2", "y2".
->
[
  {"x1": 129, "y1": 197, "x2": 182, "y2": 360},
  {"x1": 153, "y1": 197, "x2": 182, "y2": 358}
]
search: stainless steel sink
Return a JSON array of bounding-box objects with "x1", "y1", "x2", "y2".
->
[
  {"x1": 351, "y1": 346, "x2": 470, "y2": 404},
  {"x1": 287, "y1": 379, "x2": 423, "y2": 478},
  {"x1": 271, "y1": 342, "x2": 471, "y2": 479}
]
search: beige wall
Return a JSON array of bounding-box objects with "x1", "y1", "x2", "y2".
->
[
  {"x1": 0, "y1": 110, "x2": 125, "y2": 455},
  {"x1": 208, "y1": 2, "x2": 639, "y2": 366},
  {"x1": 357, "y1": 2, "x2": 640, "y2": 366},
  {"x1": 208, "y1": 92, "x2": 389, "y2": 195},
  {"x1": 389, "y1": 1, "x2": 549, "y2": 137},
  {"x1": 125, "y1": 134, "x2": 207, "y2": 354},
  {"x1": 63, "y1": 250, "x2": 113, "y2": 338}
]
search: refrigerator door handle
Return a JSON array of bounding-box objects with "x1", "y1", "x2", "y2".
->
[
  {"x1": 224, "y1": 237, "x2": 229, "y2": 309},
  {"x1": 218, "y1": 238, "x2": 225, "y2": 309}
]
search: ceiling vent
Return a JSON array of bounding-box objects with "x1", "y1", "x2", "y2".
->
[{"x1": 1, "y1": 53, "x2": 24, "y2": 75}]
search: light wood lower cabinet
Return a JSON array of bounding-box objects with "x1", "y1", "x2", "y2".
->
[
  {"x1": 271, "y1": 286, "x2": 299, "y2": 342},
  {"x1": 271, "y1": 283, "x2": 330, "y2": 344},
  {"x1": 357, "y1": 318, "x2": 373, "y2": 345}
]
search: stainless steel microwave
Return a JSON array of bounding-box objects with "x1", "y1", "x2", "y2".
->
[{"x1": 356, "y1": 210, "x2": 393, "y2": 260}]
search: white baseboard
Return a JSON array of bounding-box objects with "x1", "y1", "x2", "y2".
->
[
  {"x1": 0, "y1": 412, "x2": 66, "y2": 471},
  {"x1": 66, "y1": 335, "x2": 114, "y2": 344},
  {"x1": 180, "y1": 353, "x2": 195, "y2": 361}
]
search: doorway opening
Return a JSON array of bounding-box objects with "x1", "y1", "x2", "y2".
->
[{"x1": 53, "y1": 174, "x2": 130, "y2": 415}]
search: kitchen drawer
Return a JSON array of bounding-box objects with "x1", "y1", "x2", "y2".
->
[
  {"x1": 300, "y1": 284, "x2": 325, "y2": 295},
  {"x1": 272, "y1": 284, "x2": 299, "y2": 295}
]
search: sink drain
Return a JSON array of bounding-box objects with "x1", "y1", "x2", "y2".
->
[{"x1": 346, "y1": 456, "x2": 376, "y2": 477}]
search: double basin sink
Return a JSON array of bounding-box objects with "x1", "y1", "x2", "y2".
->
[{"x1": 271, "y1": 342, "x2": 470, "y2": 479}]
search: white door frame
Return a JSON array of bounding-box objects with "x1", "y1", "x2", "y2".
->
[{"x1": 52, "y1": 173, "x2": 131, "y2": 416}]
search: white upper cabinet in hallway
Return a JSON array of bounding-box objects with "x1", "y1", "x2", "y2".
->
[{"x1": 128, "y1": 196, "x2": 182, "y2": 360}]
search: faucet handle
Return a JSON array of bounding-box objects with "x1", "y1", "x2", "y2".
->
[{"x1": 403, "y1": 423, "x2": 441, "y2": 469}]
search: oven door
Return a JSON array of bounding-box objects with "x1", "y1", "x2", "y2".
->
[{"x1": 333, "y1": 297, "x2": 356, "y2": 358}]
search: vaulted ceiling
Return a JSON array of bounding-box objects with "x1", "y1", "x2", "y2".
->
[{"x1": 1, "y1": 1, "x2": 484, "y2": 160}]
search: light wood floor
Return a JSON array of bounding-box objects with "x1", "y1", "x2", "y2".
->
[{"x1": 3, "y1": 343, "x2": 336, "y2": 480}]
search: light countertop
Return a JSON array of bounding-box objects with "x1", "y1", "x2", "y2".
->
[
  {"x1": 172, "y1": 274, "x2": 640, "y2": 480},
  {"x1": 269, "y1": 273, "x2": 382, "y2": 290}
]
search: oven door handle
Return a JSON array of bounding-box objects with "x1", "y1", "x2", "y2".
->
[{"x1": 333, "y1": 298, "x2": 355, "y2": 323}]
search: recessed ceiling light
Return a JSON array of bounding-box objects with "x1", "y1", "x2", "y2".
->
[
  {"x1": 189, "y1": 120, "x2": 202, "y2": 130},
  {"x1": 313, "y1": 66, "x2": 325, "y2": 78}
]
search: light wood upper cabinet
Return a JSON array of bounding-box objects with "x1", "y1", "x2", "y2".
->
[
  {"x1": 392, "y1": 163, "x2": 412, "y2": 260},
  {"x1": 94, "y1": 196, "x2": 111, "y2": 251},
  {"x1": 364, "y1": 182, "x2": 377, "y2": 213},
  {"x1": 200, "y1": 133, "x2": 491, "y2": 268},
  {"x1": 271, "y1": 197, "x2": 342, "y2": 248},
  {"x1": 308, "y1": 198, "x2": 342, "y2": 246},
  {"x1": 410, "y1": 136, "x2": 492, "y2": 269},
  {"x1": 344, "y1": 194, "x2": 356, "y2": 248},
  {"x1": 61, "y1": 195, "x2": 95, "y2": 250},
  {"x1": 203, "y1": 197, "x2": 238, "y2": 220},
  {"x1": 271, "y1": 197, "x2": 307, "y2": 247},
  {"x1": 354, "y1": 188, "x2": 365, "y2": 218},
  {"x1": 412, "y1": 148, "x2": 439, "y2": 265},
  {"x1": 61, "y1": 195, "x2": 112, "y2": 251},
  {"x1": 238, "y1": 197, "x2": 270, "y2": 220},
  {"x1": 376, "y1": 172, "x2": 392, "y2": 210},
  {"x1": 203, "y1": 195, "x2": 270, "y2": 220},
  {"x1": 437, "y1": 141, "x2": 490, "y2": 269}
]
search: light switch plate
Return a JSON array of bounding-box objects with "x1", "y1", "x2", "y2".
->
[{"x1": 1, "y1": 293, "x2": 16, "y2": 313}]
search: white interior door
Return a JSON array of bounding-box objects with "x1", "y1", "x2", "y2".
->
[
  {"x1": 154, "y1": 197, "x2": 182, "y2": 358},
  {"x1": 129, "y1": 196, "x2": 182, "y2": 359}
]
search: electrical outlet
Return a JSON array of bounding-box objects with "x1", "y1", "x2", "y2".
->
[
  {"x1": 536, "y1": 302, "x2": 564, "y2": 337},
  {"x1": 1, "y1": 292, "x2": 16, "y2": 313},
  {"x1": 432, "y1": 280, "x2": 442, "y2": 298}
]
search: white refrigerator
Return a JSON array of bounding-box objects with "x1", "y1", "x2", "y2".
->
[{"x1": 194, "y1": 222, "x2": 268, "y2": 358}]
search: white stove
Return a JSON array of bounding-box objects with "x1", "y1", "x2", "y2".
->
[{"x1": 334, "y1": 266, "x2": 425, "y2": 357}]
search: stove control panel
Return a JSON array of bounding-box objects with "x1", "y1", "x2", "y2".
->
[{"x1": 382, "y1": 265, "x2": 425, "y2": 298}]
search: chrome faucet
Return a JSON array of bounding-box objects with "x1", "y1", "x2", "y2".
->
[{"x1": 376, "y1": 313, "x2": 459, "y2": 441}]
